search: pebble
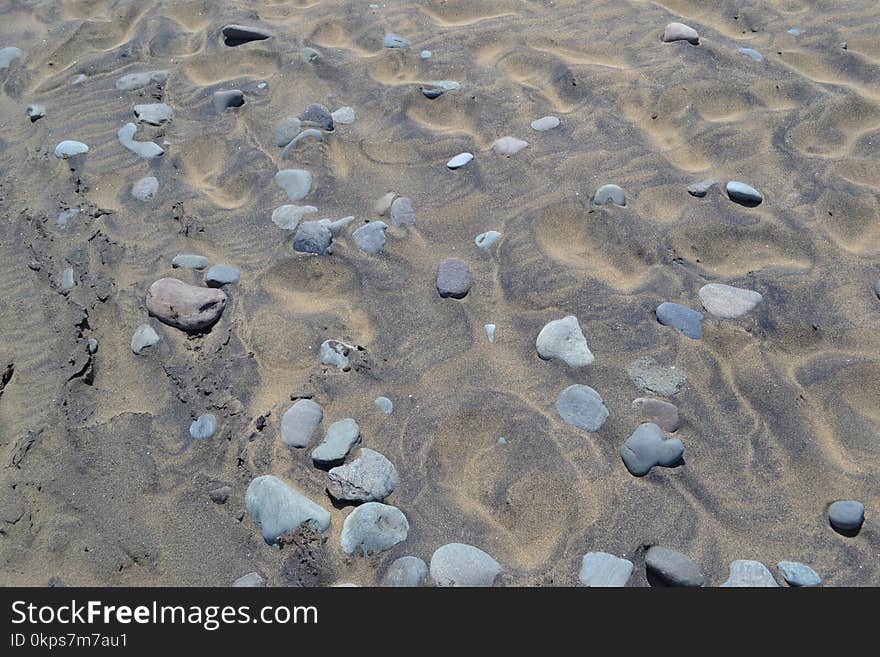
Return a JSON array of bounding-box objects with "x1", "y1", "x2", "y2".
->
[
  {"x1": 627, "y1": 357, "x2": 686, "y2": 396},
  {"x1": 299, "y1": 103, "x2": 334, "y2": 131},
  {"x1": 205, "y1": 264, "x2": 240, "y2": 287},
  {"x1": 421, "y1": 80, "x2": 460, "y2": 99},
  {"x1": 54, "y1": 141, "x2": 89, "y2": 158},
  {"x1": 430, "y1": 543, "x2": 501, "y2": 587},
  {"x1": 722, "y1": 560, "x2": 779, "y2": 587},
  {"x1": 212, "y1": 89, "x2": 245, "y2": 113},
  {"x1": 579, "y1": 552, "x2": 634, "y2": 587},
  {"x1": 26, "y1": 104, "x2": 46, "y2": 122},
  {"x1": 536, "y1": 316, "x2": 594, "y2": 367},
  {"x1": 320, "y1": 340, "x2": 352, "y2": 370},
  {"x1": 275, "y1": 169, "x2": 313, "y2": 201},
  {"x1": 656, "y1": 302, "x2": 704, "y2": 339},
  {"x1": 327, "y1": 448, "x2": 398, "y2": 502},
  {"x1": 115, "y1": 70, "x2": 169, "y2": 91},
  {"x1": 145, "y1": 278, "x2": 227, "y2": 332},
  {"x1": 133, "y1": 102, "x2": 173, "y2": 125},
  {"x1": 232, "y1": 572, "x2": 264, "y2": 587},
  {"x1": 436, "y1": 258, "x2": 472, "y2": 299},
  {"x1": 475, "y1": 230, "x2": 501, "y2": 249},
  {"x1": 311, "y1": 418, "x2": 361, "y2": 468},
  {"x1": 384, "y1": 33, "x2": 411, "y2": 49},
  {"x1": 492, "y1": 136, "x2": 529, "y2": 156},
  {"x1": 687, "y1": 178, "x2": 717, "y2": 197},
  {"x1": 340, "y1": 502, "x2": 409, "y2": 556},
  {"x1": 777, "y1": 561, "x2": 821, "y2": 587},
  {"x1": 726, "y1": 181, "x2": 763, "y2": 206},
  {"x1": 787, "y1": 28, "x2": 802, "y2": 36},
  {"x1": 374, "y1": 397, "x2": 393, "y2": 414},
  {"x1": 172, "y1": 254, "x2": 209, "y2": 270},
  {"x1": 61, "y1": 267, "x2": 75, "y2": 290},
  {"x1": 245, "y1": 475, "x2": 331, "y2": 543},
  {"x1": 485, "y1": 324, "x2": 496, "y2": 343},
  {"x1": 0, "y1": 46, "x2": 23, "y2": 69},
  {"x1": 828, "y1": 500, "x2": 865, "y2": 534},
  {"x1": 87, "y1": 338, "x2": 98, "y2": 354},
  {"x1": 593, "y1": 184, "x2": 626, "y2": 206},
  {"x1": 130, "y1": 324, "x2": 160, "y2": 355},
  {"x1": 331, "y1": 106, "x2": 355, "y2": 125},
  {"x1": 352, "y1": 221, "x2": 388, "y2": 254},
  {"x1": 420, "y1": 50, "x2": 432, "y2": 59},
  {"x1": 645, "y1": 546, "x2": 705, "y2": 587},
  {"x1": 300, "y1": 47, "x2": 320, "y2": 63},
  {"x1": 556, "y1": 385, "x2": 609, "y2": 432},
  {"x1": 662, "y1": 22, "x2": 700, "y2": 45},
  {"x1": 620, "y1": 422, "x2": 684, "y2": 476},
  {"x1": 632, "y1": 398, "x2": 680, "y2": 432},
  {"x1": 271, "y1": 204, "x2": 317, "y2": 230},
  {"x1": 281, "y1": 399, "x2": 323, "y2": 448},
  {"x1": 293, "y1": 221, "x2": 332, "y2": 255},
  {"x1": 383, "y1": 556, "x2": 427, "y2": 587},
  {"x1": 209, "y1": 485, "x2": 231, "y2": 504},
  {"x1": 447, "y1": 152, "x2": 474, "y2": 169},
  {"x1": 57, "y1": 208, "x2": 79, "y2": 226},
  {"x1": 738, "y1": 47, "x2": 764, "y2": 62},
  {"x1": 117, "y1": 123, "x2": 164, "y2": 159},
  {"x1": 189, "y1": 414, "x2": 217, "y2": 439},
  {"x1": 275, "y1": 117, "x2": 301, "y2": 147},
  {"x1": 531, "y1": 116, "x2": 560, "y2": 131},
  {"x1": 699, "y1": 283, "x2": 762, "y2": 318},
  {"x1": 390, "y1": 196, "x2": 415, "y2": 227},
  {"x1": 221, "y1": 25, "x2": 273, "y2": 47},
  {"x1": 131, "y1": 176, "x2": 159, "y2": 201}
]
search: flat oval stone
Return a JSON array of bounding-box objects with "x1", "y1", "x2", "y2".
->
[
  {"x1": 699, "y1": 283, "x2": 762, "y2": 318},
  {"x1": 222, "y1": 24, "x2": 273, "y2": 47},
  {"x1": 327, "y1": 448, "x2": 398, "y2": 502},
  {"x1": 738, "y1": 47, "x2": 764, "y2": 62},
  {"x1": 531, "y1": 116, "x2": 560, "y2": 131},
  {"x1": 829, "y1": 500, "x2": 865, "y2": 534},
  {"x1": 778, "y1": 561, "x2": 821, "y2": 587},
  {"x1": 340, "y1": 502, "x2": 409, "y2": 556},
  {"x1": 663, "y1": 22, "x2": 699, "y2": 44},
  {"x1": 245, "y1": 475, "x2": 330, "y2": 544},
  {"x1": 294, "y1": 221, "x2": 332, "y2": 254},
  {"x1": 275, "y1": 169, "x2": 313, "y2": 201},
  {"x1": 579, "y1": 552, "x2": 634, "y2": 587},
  {"x1": 722, "y1": 560, "x2": 779, "y2": 587},
  {"x1": 430, "y1": 543, "x2": 501, "y2": 587},
  {"x1": 375, "y1": 396, "x2": 393, "y2": 414},
  {"x1": 271, "y1": 204, "x2": 317, "y2": 230},
  {"x1": 54, "y1": 140, "x2": 89, "y2": 158},
  {"x1": 593, "y1": 184, "x2": 626, "y2": 206},
  {"x1": 205, "y1": 264, "x2": 240, "y2": 287},
  {"x1": 275, "y1": 117, "x2": 301, "y2": 147},
  {"x1": 656, "y1": 302, "x2": 704, "y2": 339},
  {"x1": 645, "y1": 546, "x2": 705, "y2": 587},
  {"x1": 390, "y1": 196, "x2": 415, "y2": 227},
  {"x1": 212, "y1": 89, "x2": 245, "y2": 113},
  {"x1": 131, "y1": 324, "x2": 160, "y2": 354},
  {"x1": 384, "y1": 33, "x2": 411, "y2": 48},
  {"x1": 281, "y1": 399, "x2": 323, "y2": 448},
  {"x1": 311, "y1": 418, "x2": 361, "y2": 468},
  {"x1": 687, "y1": 178, "x2": 718, "y2": 197},
  {"x1": 117, "y1": 123, "x2": 164, "y2": 159},
  {"x1": 436, "y1": 258, "x2": 472, "y2": 299},
  {"x1": 189, "y1": 414, "x2": 217, "y2": 439},
  {"x1": 556, "y1": 384, "x2": 609, "y2": 432},
  {"x1": 447, "y1": 152, "x2": 473, "y2": 169},
  {"x1": 131, "y1": 176, "x2": 159, "y2": 201},
  {"x1": 383, "y1": 556, "x2": 427, "y2": 587},
  {"x1": 475, "y1": 230, "x2": 501, "y2": 249},
  {"x1": 332, "y1": 106, "x2": 355, "y2": 124},
  {"x1": 133, "y1": 102, "x2": 173, "y2": 125},
  {"x1": 353, "y1": 221, "x2": 388, "y2": 254},
  {"x1": 620, "y1": 423, "x2": 684, "y2": 476},
  {"x1": 492, "y1": 136, "x2": 529, "y2": 156},
  {"x1": 536, "y1": 316, "x2": 594, "y2": 367},
  {"x1": 632, "y1": 397, "x2": 679, "y2": 432},
  {"x1": 145, "y1": 278, "x2": 227, "y2": 332},
  {"x1": 726, "y1": 181, "x2": 763, "y2": 206},
  {"x1": 232, "y1": 572, "x2": 264, "y2": 587},
  {"x1": 172, "y1": 254, "x2": 209, "y2": 270},
  {"x1": 299, "y1": 103, "x2": 334, "y2": 131},
  {"x1": 115, "y1": 70, "x2": 169, "y2": 91}
]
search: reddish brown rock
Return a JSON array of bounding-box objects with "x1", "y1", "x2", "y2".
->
[
  {"x1": 146, "y1": 278, "x2": 227, "y2": 332},
  {"x1": 632, "y1": 397, "x2": 680, "y2": 433}
]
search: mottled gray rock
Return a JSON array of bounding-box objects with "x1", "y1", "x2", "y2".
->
[
  {"x1": 663, "y1": 22, "x2": 699, "y2": 44},
  {"x1": 311, "y1": 418, "x2": 361, "y2": 468},
  {"x1": 131, "y1": 176, "x2": 159, "y2": 201},
  {"x1": 687, "y1": 178, "x2": 717, "y2": 197},
  {"x1": 26, "y1": 104, "x2": 45, "y2": 122},
  {"x1": 620, "y1": 423, "x2": 684, "y2": 476},
  {"x1": 645, "y1": 547, "x2": 705, "y2": 587},
  {"x1": 57, "y1": 208, "x2": 79, "y2": 226},
  {"x1": 738, "y1": 47, "x2": 764, "y2": 62},
  {"x1": 275, "y1": 169, "x2": 313, "y2": 201},
  {"x1": 778, "y1": 561, "x2": 821, "y2": 587},
  {"x1": 222, "y1": 25, "x2": 273, "y2": 47},
  {"x1": 133, "y1": 102, "x2": 172, "y2": 125},
  {"x1": 726, "y1": 181, "x2": 763, "y2": 206},
  {"x1": 699, "y1": 283, "x2": 762, "y2": 319},
  {"x1": 245, "y1": 475, "x2": 330, "y2": 543},
  {"x1": 232, "y1": 572, "x2": 264, "y2": 587},
  {"x1": 275, "y1": 117, "x2": 301, "y2": 147},
  {"x1": 593, "y1": 184, "x2": 626, "y2": 206},
  {"x1": 212, "y1": 89, "x2": 245, "y2": 113},
  {"x1": 492, "y1": 136, "x2": 528, "y2": 156},
  {"x1": 485, "y1": 324, "x2": 496, "y2": 343},
  {"x1": 436, "y1": 258, "x2": 472, "y2": 299},
  {"x1": 205, "y1": 264, "x2": 240, "y2": 287},
  {"x1": 556, "y1": 385, "x2": 608, "y2": 432},
  {"x1": 656, "y1": 302, "x2": 704, "y2": 339},
  {"x1": 340, "y1": 502, "x2": 409, "y2": 556},
  {"x1": 131, "y1": 324, "x2": 160, "y2": 355},
  {"x1": 0, "y1": 46, "x2": 23, "y2": 69},
  {"x1": 722, "y1": 560, "x2": 779, "y2": 587},
  {"x1": 189, "y1": 414, "x2": 217, "y2": 439},
  {"x1": 320, "y1": 340, "x2": 352, "y2": 370},
  {"x1": 272, "y1": 204, "x2": 317, "y2": 230},
  {"x1": 117, "y1": 123, "x2": 164, "y2": 159},
  {"x1": 536, "y1": 316, "x2": 594, "y2": 367},
  {"x1": 384, "y1": 33, "x2": 411, "y2": 48},
  {"x1": 579, "y1": 552, "x2": 634, "y2": 587},
  {"x1": 327, "y1": 448, "x2": 397, "y2": 502},
  {"x1": 632, "y1": 398, "x2": 679, "y2": 432},
  {"x1": 390, "y1": 196, "x2": 415, "y2": 227},
  {"x1": 299, "y1": 103, "x2": 334, "y2": 131},
  {"x1": 331, "y1": 106, "x2": 355, "y2": 125},
  {"x1": 375, "y1": 396, "x2": 393, "y2": 414},
  {"x1": 353, "y1": 221, "x2": 388, "y2": 254},
  {"x1": 54, "y1": 141, "x2": 89, "y2": 158},
  {"x1": 383, "y1": 556, "x2": 427, "y2": 587},
  {"x1": 627, "y1": 357, "x2": 687, "y2": 396},
  {"x1": 172, "y1": 254, "x2": 209, "y2": 270},
  {"x1": 430, "y1": 543, "x2": 501, "y2": 587},
  {"x1": 61, "y1": 267, "x2": 75, "y2": 290},
  {"x1": 475, "y1": 230, "x2": 501, "y2": 249},
  {"x1": 209, "y1": 485, "x2": 231, "y2": 504},
  {"x1": 146, "y1": 278, "x2": 227, "y2": 332},
  {"x1": 531, "y1": 116, "x2": 560, "y2": 131},
  {"x1": 281, "y1": 399, "x2": 323, "y2": 448},
  {"x1": 447, "y1": 152, "x2": 473, "y2": 169},
  {"x1": 115, "y1": 70, "x2": 169, "y2": 91},
  {"x1": 829, "y1": 500, "x2": 865, "y2": 534},
  {"x1": 294, "y1": 221, "x2": 332, "y2": 254}
]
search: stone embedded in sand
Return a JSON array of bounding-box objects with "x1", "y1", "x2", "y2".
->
[
  {"x1": 475, "y1": 230, "x2": 501, "y2": 249},
  {"x1": 275, "y1": 169, "x2": 313, "y2": 201},
  {"x1": 245, "y1": 475, "x2": 330, "y2": 544},
  {"x1": 383, "y1": 556, "x2": 428, "y2": 587},
  {"x1": 620, "y1": 422, "x2": 684, "y2": 476},
  {"x1": 320, "y1": 339, "x2": 353, "y2": 370},
  {"x1": 390, "y1": 196, "x2": 415, "y2": 227},
  {"x1": 374, "y1": 396, "x2": 393, "y2": 414},
  {"x1": 421, "y1": 80, "x2": 461, "y2": 99},
  {"x1": 293, "y1": 221, "x2": 332, "y2": 255},
  {"x1": 131, "y1": 176, "x2": 159, "y2": 201},
  {"x1": 115, "y1": 70, "x2": 169, "y2": 91},
  {"x1": 722, "y1": 560, "x2": 779, "y2": 587},
  {"x1": 829, "y1": 500, "x2": 865, "y2": 534},
  {"x1": 726, "y1": 181, "x2": 763, "y2": 206},
  {"x1": 492, "y1": 136, "x2": 529, "y2": 156},
  {"x1": 485, "y1": 324, "x2": 496, "y2": 343},
  {"x1": 213, "y1": 89, "x2": 245, "y2": 113},
  {"x1": 645, "y1": 547, "x2": 705, "y2": 587},
  {"x1": 275, "y1": 117, "x2": 301, "y2": 147},
  {"x1": 117, "y1": 123, "x2": 164, "y2": 159},
  {"x1": 272, "y1": 204, "x2": 317, "y2": 230},
  {"x1": 130, "y1": 324, "x2": 160, "y2": 355},
  {"x1": 738, "y1": 47, "x2": 764, "y2": 62},
  {"x1": 281, "y1": 399, "x2": 323, "y2": 448},
  {"x1": 312, "y1": 418, "x2": 361, "y2": 468},
  {"x1": 536, "y1": 316, "x2": 595, "y2": 367},
  {"x1": 133, "y1": 102, "x2": 172, "y2": 125},
  {"x1": 663, "y1": 22, "x2": 699, "y2": 45},
  {"x1": 420, "y1": 50, "x2": 432, "y2": 59},
  {"x1": 209, "y1": 485, "x2": 231, "y2": 504},
  {"x1": 430, "y1": 543, "x2": 501, "y2": 587},
  {"x1": 593, "y1": 184, "x2": 627, "y2": 206},
  {"x1": 688, "y1": 178, "x2": 718, "y2": 197},
  {"x1": 145, "y1": 277, "x2": 227, "y2": 332},
  {"x1": 327, "y1": 448, "x2": 397, "y2": 502},
  {"x1": 61, "y1": 267, "x2": 75, "y2": 290},
  {"x1": 627, "y1": 357, "x2": 686, "y2": 396},
  {"x1": 341, "y1": 502, "x2": 408, "y2": 556},
  {"x1": 57, "y1": 208, "x2": 79, "y2": 226},
  {"x1": 384, "y1": 33, "x2": 411, "y2": 49},
  {"x1": 632, "y1": 397, "x2": 679, "y2": 433},
  {"x1": 205, "y1": 264, "x2": 240, "y2": 287},
  {"x1": 353, "y1": 221, "x2": 388, "y2": 254},
  {"x1": 331, "y1": 106, "x2": 355, "y2": 125},
  {"x1": 436, "y1": 258, "x2": 472, "y2": 299},
  {"x1": 579, "y1": 552, "x2": 634, "y2": 587},
  {"x1": 656, "y1": 302, "x2": 704, "y2": 339},
  {"x1": 232, "y1": 572, "x2": 264, "y2": 587},
  {"x1": 556, "y1": 385, "x2": 609, "y2": 432},
  {"x1": 778, "y1": 561, "x2": 821, "y2": 587},
  {"x1": 699, "y1": 283, "x2": 762, "y2": 319},
  {"x1": 189, "y1": 414, "x2": 217, "y2": 439},
  {"x1": 172, "y1": 254, "x2": 209, "y2": 270},
  {"x1": 447, "y1": 152, "x2": 474, "y2": 169},
  {"x1": 26, "y1": 104, "x2": 45, "y2": 122},
  {"x1": 531, "y1": 115, "x2": 560, "y2": 131},
  {"x1": 299, "y1": 103, "x2": 334, "y2": 131},
  {"x1": 54, "y1": 140, "x2": 88, "y2": 158},
  {"x1": 222, "y1": 24, "x2": 273, "y2": 47},
  {"x1": 0, "y1": 46, "x2": 23, "y2": 69}
]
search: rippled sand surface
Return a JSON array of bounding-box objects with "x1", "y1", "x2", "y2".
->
[{"x1": 1, "y1": 1, "x2": 879, "y2": 586}]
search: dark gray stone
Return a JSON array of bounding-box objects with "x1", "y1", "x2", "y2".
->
[
  {"x1": 299, "y1": 103, "x2": 334, "y2": 131},
  {"x1": 222, "y1": 25, "x2": 273, "y2": 47},
  {"x1": 656, "y1": 302, "x2": 704, "y2": 339},
  {"x1": 620, "y1": 422, "x2": 684, "y2": 476},
  {"x1": 293, "y1": 221, "x2": 332, "y2": 255},
  {"x1": 829, "y1": 500, "x2": 865, "y2": 534},
  {"x1": 353, "y1": 221, "x2": 389, "y2": 254},
  {"x1": 205, "y1": 264, "x2": 240, "y2": 287},
  {"x1": 726, "y1": 181, "x2": 763, "y2": 206},
  {"x1": 436, "y1": 258, "x2": 472, "y2": 299},
  {"x1": 777, "y1": 561, "x2": 821, "y2": 587},
  {"x1": 212, "y1": 89, "x2": 245, "y2": 113},
  {"x1": 645, "y1": 546, "x2": 705, "y2": 587}
]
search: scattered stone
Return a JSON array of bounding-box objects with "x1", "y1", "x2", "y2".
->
[
  {"x1": 222, "y1": 25, "x2": 273, "y2": 47},
  {"x1": 311, "y1": 418, "x2": 361, "y2": 468},
  {"x1": 384, "y1": 33, "x2": 411, "y2": 49},
  {"x1": 117, "y1": 123, "x2": 164, "y2": 159},
  {"x1": 331, "y1": 106, "x2": 355, "y2": 125},
  {"x1": 26, "y1": 104, "x2": 45, "y2": 122},
  {"x1": 213, "y1": 89, "x2": 245, "y2": 113},
  {"x1": 536, "y1": 316, "x2": 594, "y2": 367},
  {"x1": 485, "y1": 324, "x2": 496, "y2": 343},
  {"x1": 787, "y1": 28, "x2": 802, "y2": 36},
  {"x1": 54, "y1": 141, "x2": 88, "y2": 158},
  {"x1": 300, "y1": 47, "x2": 321, "y2": 63},
  {"x1": 272, "y1": 204, "x2": 317, "y2": 230},
  {"x1": 722, "y1": 560, "x2": 779, "y2": 587},
  {"x1": 131, "y1": 176, "x2": 159, "y2": 201},
  {"x1": 556, "y1": 385, "x2": 609, "y2": 432},
  {"x1": 275, "y1": 117, "x2": 301, "y2": 147},
  {"x1": 57, "y1": 208, "x2": 79, "y2": 226},
  {"x1": 172, "y1": 254, "x2": 209, "y2": 270},
  {"x1": 663, "y1": 22, "x2": 699, "y2": 45},
  {"x1": 390, "y1": 196, "x2": 415, "y2": 227},
  {"x1": 656, "y1": 302, "x2": 704, "y2": 339},
  {"x1": 436, "y1": 258, "x2": 472, "y2": 299},
  {"x1": 299, "y1": 103, "x2": 334, "y2": 131},
  {"x1": 320, "y1": 340, "x2": 353, "y2": 370},
  {"x1": 375, "y1": 397, "x2": 393, "y2": 414},
  {"x1": 130, "y1": 324, "x2": 160, "y2": 355},
  {"x1": 327, "y1": 448, "x2": 398, "y2": 502},
  {"x1": 579, "y1": 552, "x2": 634, "y2": 587},
  {"x1": 627, "y1": 357, "x2": 687, "y2": 396},
  {"x1": 133, "y1": 102, "x2": 172, "y2": 125},
  {"x1": 319, "y1": 216, "x2": 354, "y2": 237},
  {"x1": 383, "y1": 556, "x2": 427, "y2": 587},
  {"x1": 620, "y1": 422, "x2": 684, "y2": 476},
  {"x1": 294, "y1": 221, "x2": 333, "y2": 255},
  {"x1": 375, "y1": 192, "x2": 396, "y2": 216},
  {"x1": 828, "y1": 500, "x2": 865, "y2": 534},
  {"x1": 0, "y1": 46, "x2": 23, "y2": 69},
  {"x1": 447, "y1": 152, "x2": 474, "y2": 169},
  {"x1": 245, "y1": 475, "x2": 331, "y2": 544},
  {"x1": 593, "y1": 184, "x2": 626, "y2": 206},
  {"x1": 699, "y1": 283, "x2": 762, "y2": 319},
  {"x1": 209, "y1": 485, "x2": 231, "y2": 504},
  {"x1": 726, "y1": 181, "x2": 763, "y2": 206},
  {"x1": 475, "y1": 230, "x2": 501, "y2": 249},
  {"x1": 115, "y1": 70, "x2": 169, "y2": 91},
  {"x1": 632, "y1": 398, "x2": 679, "y2": 433},
  {"x1": 421, "y1": 80, "x2": 460, "y2": 99},
  {"x1": 205, "y1": 264, "x2": 240, "y2": 287},
  {"x1": 61, "y1": 267, "x2": 75, "y2": 290},
  {"x1": 738, "y1": 47, "x2": 764, "y2": 62},
  {"x1": 145, "y1": 278, "x2": 227, "y2": 332},
  {"x1": 340, "y1": 502, "x2": 409, "y2": 556},
  {"x1": 492, "y1": 136, "x2": 529, "y2": 156},
  {"x1": 687, "y1": 178, "x2": 717, "y2": 197},
  {"x1": 531, "y1": 116, "x2": 560, "y2": 131},
  {"x1": 275, "y1": 169, "x2": 313, "y2": 201},
  {"x1": 232, "y1": 572, "x2": 264, "y2": 587},
  {"x1": 281, "y1": 399, "x2": 324, "y2": 448},
  {"x1": 420, "y1": 50, "x2": 432, "y2": 59},
  {"x1": 778, "y1": 561, "x2": 821, "y2": 587},
  {"x1": 430, "y1": 543, "x2": 501, "y2": 587},
  {"x1": 87, "y1": 338, "x2": 98, "y2": 354},
  {"x1": 189, "y1": 414, "x2": 217, "y2": 439},
  {"x1": 353, "y1": 221, "x2": 389, "y2": 254},
  {"x1": 645, "y1": 546, "x2": 705, "y2": 587}
]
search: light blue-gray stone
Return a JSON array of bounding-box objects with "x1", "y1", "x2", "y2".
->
[
  {"x1": 281, "y1": 128, "x2": 324, "y2": 159},
  {"x1": 341, "y1": 502, "x2": 408, "y2": 556},
  {"x1": 579, "y1": 552, "x2": 634, "y2": 587},
  {"x1": 61, "y1": 267, "x2": 75, "y2": 290},
  {"x1": 331, "y1": 106, "x2": 355, "y2": 125},
  {"x1": 117, "y1": 123, "x2": 164, "y2": 159},
  {"x1": 245, "y1": 475, "x2": 331, "y2": 543},
  {"x1": 447, "y1": 152, "x2": 473, "y2": 169},
  {"x1": 0, "y1": 46, "x2": 23, "y2": 69},
  {"x1": 375, "y1": 396, "x2": 393, "y2": 414},
  {"x1": 420, "y1": 50, "x2": 432, "y2": 59},
  {"x1": 787, "y1": 28, "x2": 802, "y2": 36},
  {"x1": 593, "y1": 184, "x2": 626, "y2": 206},
  {"x1": 353, "y1": 221, "x2": 389, "y2": 254},
  {"x1": 430, "y1": 543, "x2": 501, "y2": 587},
  {"x1": 115, "y1": 70, "x2": 169, "y2": 91},
  {"x1": 722, "y1": 560, "x2": 779, "y2": 587},
  {"x1": 133, "y1": 102, "x2": 173, "y2": 125},
  {"x1": 320, "y1": 340, "x2": 351, "y2": 369},
  {"x1": 172, "y1": 254, "x2": 210, "y2": 270},
  {"x1": 531, "y1": 116, "x2": 560, "y2": 131},
  {"x1": 189, "y1": 414, "x2": 217, "y2": 439},
  {"x1": 131, "y1": 324, "x2": 160, "y2": 354},
  {"x1": 384, "y1": 33, "x2": 411, "y2": 49},
  {"x1": 271, "y1": 204, "x2": 317, "y2": 230},
  {"x1": 620, "y1": 422, "x2": 684, "y2": 477},
  {"x1": 390, "y1": 196, "x2": 415, "y2": 227},
  {"x1": 556, "y1": 384, "x2": 608, "y2": 432},
  {"x1": 537, "y1": 316, "x2": 594, "y2": 367},
  {"x1": 206, "y1": 264, "x2": 240, "y2": 287},
  {"x1": 275, "y1": 117, "x2": 301, "y2": 147},
  {"x1": 281, "y1": 399, "x2": 323, "y2": 448},
  {"x1": 312, "y1": 418, "x2": 360, "y2": 467},
  {"x1": 475, "y1": 230, "x2": 501, "y2": 249},
  {"x1": 131, "y1": 176, "x2": 159, "y2": 201},
  {"x1": 778, "y1": 561, "x2": 821, "y2": 587},
  {"x1": 656, "y1": 302, "x2": 704, "y2": 339},
  {"x1": 318, "y1": 215, "x2": 354, "y2": 237},
  {"x1": 327, "y1": 448, "x2": 397, "y2": 502},
  {"x1": 738, "y1": 47, "x2": 764, "y2": 62},
  {"x1": 726, "y1": 181, "x2": 763, "y2": 206},
  {"x1": 275, "y1": 169, "x2": 312, "y2": 201},
  {"x1": 54, "y1": 141, "x2": 89, "y2": 158},
  {"x1": 485, "y1": 324, "x2": 496, "y2": 343},
  {"x1": 57, "y1": 208, "x2": 80, "y2": 226},
  {"x1": 232, "y1": 572, "x2": 264, "y2": 587},
  {"x1": 383, "y1": 556, "x2": 427, "y2": 587}
]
